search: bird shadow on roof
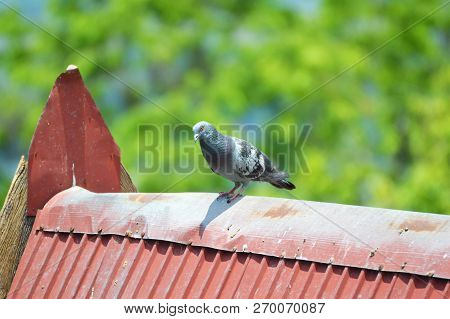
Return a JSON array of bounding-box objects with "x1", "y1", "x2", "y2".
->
[{"x1": 199, "y1": 195, "x2": 243, "y2": 238}]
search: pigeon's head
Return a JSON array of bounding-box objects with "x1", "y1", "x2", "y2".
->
[{"x1": 193, "y1": 121, "x2": 216, "y2": 142}]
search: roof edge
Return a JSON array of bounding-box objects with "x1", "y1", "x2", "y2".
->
[{"x1": 36, "y1": 187, "x2": 450, "y2": 279}]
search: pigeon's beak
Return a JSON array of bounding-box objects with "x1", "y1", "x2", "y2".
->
[{"x1": 194, "y1": 134, "x2": 199, "y2": 143}]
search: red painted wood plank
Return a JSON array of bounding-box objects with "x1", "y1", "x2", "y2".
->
[{"x1": 27, "y1": 66, "x2": 121, "y2": 216}]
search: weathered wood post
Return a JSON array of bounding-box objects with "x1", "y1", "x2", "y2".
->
[{"x1": 0, "y1": 157, "x2": 33, "y2": 298}]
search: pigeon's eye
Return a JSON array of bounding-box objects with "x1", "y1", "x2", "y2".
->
[{"x1": 199, "y1": 126, "x2": 204, "y2": 132}]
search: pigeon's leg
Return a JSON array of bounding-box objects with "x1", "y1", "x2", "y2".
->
[
  {"x1": 219, "y1": 182, "x2": 241, "y2": 197},
  {"x1": 227, "y1": 182, "x2": 248, "y2": 203}
]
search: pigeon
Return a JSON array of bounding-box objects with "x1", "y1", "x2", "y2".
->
[{"x1": 193, "y1": 121, "x2": 296, "y2": 203}]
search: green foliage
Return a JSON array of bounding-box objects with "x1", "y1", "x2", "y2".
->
[{"x1": 0, "y1": 0, "x2": 448, "y2": 214}]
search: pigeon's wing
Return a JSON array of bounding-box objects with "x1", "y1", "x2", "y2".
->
[{"x1": 232, "y1": 137, "x2": 266, "y2": 180}]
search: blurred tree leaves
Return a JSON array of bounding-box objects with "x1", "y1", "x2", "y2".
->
[{"x1": 0, "y1": 0, "x2": 448, "y2": 214}]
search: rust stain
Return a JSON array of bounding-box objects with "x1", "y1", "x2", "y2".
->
[
  {"x1": 128, "y1": 194, "x2": 150, "y2": 202},
  {"x1": 261, "y1": 203, "x2": 302, "y2": 218},
  {"x1": 128, "y1": 193, "x2": 171, "y2": 203},
  {"x1": 394, "y1": 219, "x2": 445, "y2": 233}
]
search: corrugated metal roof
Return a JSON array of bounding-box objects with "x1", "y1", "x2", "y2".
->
[
  {"x1": 7, "y1": 187, "x2": 450, "y2": 298},
  {"x1": 7, "y1": 233, "x2": 449, "y2": 299}
]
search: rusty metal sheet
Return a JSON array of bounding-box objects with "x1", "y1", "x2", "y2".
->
[
  {"x1": 27, "y1": 66, "x2": 121, "y2": 216},
  {"x1": 27, "y1": 187, "x2": 450, "y2": 279},
  {"x1": 7, "y1": 232, "x2": 449, "y2": 299}
]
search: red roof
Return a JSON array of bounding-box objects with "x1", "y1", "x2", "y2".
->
[{"x1": 8, "y1": 187, "x2": 450, "y2": 298}]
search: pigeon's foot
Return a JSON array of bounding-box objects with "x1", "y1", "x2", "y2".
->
[
  {"x1": 217, "y1": 192, "x2": 234, "y2": 202},
  {"x1": 218, "y1": 191, "x2": 233, "y2": 198},
  {"x1": 218, "y1": 183, "x2": 241, "y2": 199},
  {"x1": 226, "y1": 193, "x2": 242, "y2": 204}
]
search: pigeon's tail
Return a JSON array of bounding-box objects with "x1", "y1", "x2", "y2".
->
[
  {"x1": 264, "y1": 170, "x2": 296, "y2": 190},
  {"x1": 270, "y1": 179, "x2": 296, "y2": 190}
]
